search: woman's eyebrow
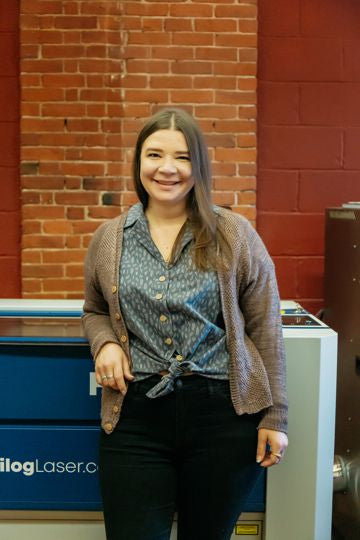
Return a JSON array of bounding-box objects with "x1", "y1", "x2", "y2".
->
[{"x1": 145, "y1": 147, "x2": 189, "y2": 154}]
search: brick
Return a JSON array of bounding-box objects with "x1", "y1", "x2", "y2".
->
[
  {"x1": 127, "y1": 59, "x2": 169, "y2": 74},
  {"x1": 22, "y1": 235, "x2": 66, "y2": 249},
  {"x1": 205, "y1": 133, "x2": 235, "y2": 148},
  {"x1": 257, "y1": 213, "x2": 325, "y2": 256},
  {"x1": 55, "y1": 192, "x2": 99, "y2": 206},
  {"x1": 172, "y1": 33, "x2": 213, "y2": 47},
  {"x1": 124, "y1": 2, "x2": 169, "y2": 16},
  {"x1": 150, "y1": 76, "x2": 192, "y2": 89},
  {"x1": 22, "y1": 264, "x2": 64, "y2": 278},
  {"x1": 258, "y1": 170, "x2": 299, "y2": 212},
  {"x1": 195, "y1": 19, "x2": 237, "y2": 33},
  {"x1": 22, "y1": 57, "x2": 66, "y2": 73},
  {"x1": 23, "y1": 206, "x2": 65, "y2": 220},
  {"x1": 258, "y1": 0, "x2": 300, "y2": 37},
  {"x1": 215, "y1": 90, "x2": 256, "y2": 105},
  {"x1": 128, "y1": 32, "x2": 170, "y2": 46},
  {"x1": 43, "y1": 278, "x2": 84, "y2": 292},
  {"x1": 170, "y1": 4, "x2": 213, "y2": 18},
  {"x1": 164, "y1": 19, "x2": 192, "y2": 32},
  {"x1": 43, "y1": 221, "x2": 73, "y2": 234},
  {"x1": 236, "y1": 134, "x2": 256, "y2": 148},
  {"x1": 0, "y1": 257, "x2": 20, "y2": 297},
  {"x1": 124, "y1": 89, "x2": 169, "y2": 103},
  {"x1": 215, "y1": 34, "x2": 257, "y2": 48},
  {"x1": 213, "y1": 192, "x2": 235, "y2": 206},
  {"x1": 215, "y1": 148, "x2": 256, "y2": 162},
  {"x1": 215, "y1": 5, "x2": 257, "y2": 19},
  {"x1": 171, "y1": 90, "x2": 213, "y2": 104},
  {"x1": 22, "y1": 87, "x2": 64, "y2": 102},
  {"x1": 151, "y1": 46, "x2": 194, "y2": 61},
  {"x1": 42, "y1": 44, "x2": 85, "y2": 58},
  {"x1": 272, "y1": 257, "x2": 298, "y2": 299},
  {"x1": 212, "y1": 120, "x2": 255, "y2": 133},
  {"x1": 172, "y1": 61, "x2": 212, "y2": 75},
  {"x1": 195, "y1": 77, "x2": 236, "y2": 90},
  {"x1": 65, "y1": 265, "x2": 84, "y2": 277},
  {"x1": 42, "y1": 250, "x2": 86, "y2": 263},
  {"x1": 196, "y1": 47, "x2": 237, "y2": 62},
  {"x1": 258, "y1": 82, "x2": 299, "y2": 125},
  {"x1": 259, "y1": 126, "x2": 342, "y2": 169},
  {"x1": 297, "y1": 257, "x2": 324, "y2": 299},
  {"x1": 195, "y1": 105, "x2": 237, "y2": 119},
  {"x1": 214, "y1": 62, "x2": 257, "y2": 76},
  {"x1": 258, "y1": 37, "x2": 342, "y2": 82}
]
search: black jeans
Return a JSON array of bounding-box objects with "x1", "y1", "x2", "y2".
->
[{"x1": 99, "y1": 375, "x2": 264, "y2": 540}]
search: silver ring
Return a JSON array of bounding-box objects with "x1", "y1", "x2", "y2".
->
[
  {"x1": 106, "y1": 375, "x2": 114, "y2": 379},
  {"x1": 101, "y1": 376, "x2": 107, "y2": 381},
  {"x1": 271, "y1": 452, "x2": 282, "y2": 459}
]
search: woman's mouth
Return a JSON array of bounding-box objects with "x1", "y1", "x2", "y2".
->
[{"x1": 153, "y1": 179, "x2": 180, "y2": 186}]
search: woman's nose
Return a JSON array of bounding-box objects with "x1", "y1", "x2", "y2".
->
[{"x1": 158, "y1": 155, "x2": 177, "y2": 173}]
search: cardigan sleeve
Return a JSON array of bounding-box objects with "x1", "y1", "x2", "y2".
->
[
  {"x1": 82, "y1": 222, "x2": 120, "y2": 360},
  {"x1": 240, "y1": 223, "x2": 288, "y2": 433}
]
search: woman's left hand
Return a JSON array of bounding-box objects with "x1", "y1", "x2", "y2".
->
[{"x1": 256, "y1": 428, "x2": 288, "y2": 468}]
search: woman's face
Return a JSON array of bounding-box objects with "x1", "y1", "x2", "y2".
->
[{"x1": 140, "y1": 129, "x2": 194, "y2": 209}]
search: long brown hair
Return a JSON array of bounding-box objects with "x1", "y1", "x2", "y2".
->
[{"x1": 133, "y1": 107, "x2": 232, "y2": 271}]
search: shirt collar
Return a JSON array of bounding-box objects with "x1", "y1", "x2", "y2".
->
[{"x1": 124, "y1": 202, "x2": 145, "y2": 229}]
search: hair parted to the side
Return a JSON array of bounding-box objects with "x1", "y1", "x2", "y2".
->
[{"x1": 132, "y1": 107, "x2": 232, "y2": 271}]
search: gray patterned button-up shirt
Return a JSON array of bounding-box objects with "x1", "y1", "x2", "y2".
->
[{"x1": 119, "y1": 203, "x2": 229, "y2": 398}]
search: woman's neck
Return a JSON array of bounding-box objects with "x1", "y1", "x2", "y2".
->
[{"x1": 145, "y1": 201, "x2": 188, "y2": 226}]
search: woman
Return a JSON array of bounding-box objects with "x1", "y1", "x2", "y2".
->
[{"x1": 82, "y1": 107, "x2": 288, "y2": 540}]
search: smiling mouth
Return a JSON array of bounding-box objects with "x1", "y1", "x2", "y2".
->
[{"x1": 153, "y1": 179, "x2": 180, "y2": 185}]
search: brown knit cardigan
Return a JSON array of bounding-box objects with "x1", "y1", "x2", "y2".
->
[{"x1": 82, "y1": 207, "x2": 288, "y2": 435}]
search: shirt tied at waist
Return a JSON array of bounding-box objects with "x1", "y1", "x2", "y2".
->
[{"x1": 146, "y1": 359, "x2": 198, "y2": 398}]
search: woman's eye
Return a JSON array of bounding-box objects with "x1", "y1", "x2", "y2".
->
[
  {"x1": 177, "y1": 155, "x2": 190, "y2": 161},
  {"x1": 147, "y1": 152, "x2": 160, "y2": 158}
]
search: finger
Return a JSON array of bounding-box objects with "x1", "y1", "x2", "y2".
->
[
  {"x1": 260, "y1": 453, "x2": 280, "y2": 468},
  {"x1": 122, "y1": 357, "x2": 135, "y2": 381},
  {"x1": 113, "y1": 363, "x2": 126, "y2": 395},
  {"x1": 256, "y1": 430, "x2": 267, "y2": 464},
  {"x1": 105, "y1": 375, "x2": 118, "y2": 389}
]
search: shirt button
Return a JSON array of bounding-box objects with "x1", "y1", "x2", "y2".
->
[
  {"x1": 176, "y1": 354, "x2": 183, "y2": 362},
  {"x1": 112, "y1": 285, "x2": 117, "y2": 293},
  {"x1": 105, "y1": 422, "x2": 113, "y2": 432},
  {"x1": 112, "y1": 405, "x2": 119, "y2": 413},
  {"x1": 120, "y1": 335, "x2": 127, "y2": 343},
  {"x1": 155, "y1": 293, "x2": 163, "y2": 300},
  {"x1": 115, "y1": 312, "x2": 121, "y2": 320},
  {"x1": 159, "y1": 314, "x2": 167, "y2": 322},
  {"x1": 164, "y1": 337, "x2": 172, "y2": 345},
  {"x1": 159, "y1": 275, "x2": 166, "y2": 282}
]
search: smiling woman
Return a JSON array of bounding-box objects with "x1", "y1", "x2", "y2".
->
[{"x1": 82, "y1": 107, "x2": 288, "y2": 540}]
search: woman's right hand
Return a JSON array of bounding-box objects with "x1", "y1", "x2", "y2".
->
[{"x1": 95, "y1": 342, "x2": 134, "y2": 395}]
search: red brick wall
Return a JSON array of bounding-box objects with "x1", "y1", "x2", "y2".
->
[
  {"x1": 0, "y1": 0, "x2": 21, "y2": 297},
  {"x1": 257, "y1": 0, "x2": 360, "y2": 314},
  {"x1": 20, "y1": 0, "x2": 258, "y2": 298}
]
